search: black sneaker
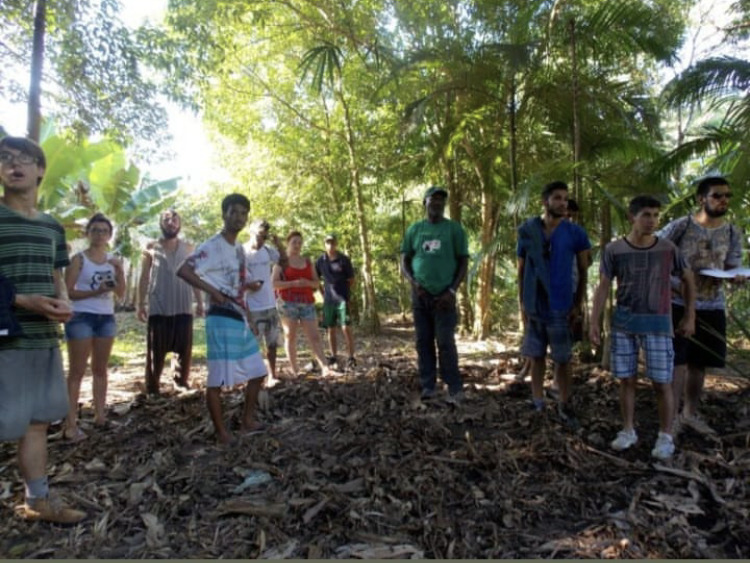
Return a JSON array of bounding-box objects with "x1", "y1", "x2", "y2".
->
[
  {"x1": 326, "y1": 356, "x2": 338, "y2": 368},
  {"x1": 558, "y1": 403, "x2": 579, "y2": 430},
  {"x1": 446, "y1": 390, "x2": 464, "y2": 405},
  {"x1": 346, "y1": 356, "x2": 356, "y2": 369},
  {"x1": 420, "y1": 388, "x2": 437, "y2": 401}
]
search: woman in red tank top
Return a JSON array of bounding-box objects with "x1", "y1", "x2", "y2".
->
[{"x1": 273, "y1": 231, "x2": 331, "y2": 376}]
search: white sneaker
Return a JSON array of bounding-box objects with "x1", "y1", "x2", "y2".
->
[
  {"x1": 611, "y1": 429, "x2": 638, "y2": 451},
  {"x1": 651, "y1": 432, "x2": 675, "y2": 460}
]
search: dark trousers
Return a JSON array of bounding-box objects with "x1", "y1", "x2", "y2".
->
[
  {"x1": 146, "y1": 314, "x2": 194, "y2": 393},
  {"x1": 412, "y1": 290, "x2": 462, "y2": 394}
]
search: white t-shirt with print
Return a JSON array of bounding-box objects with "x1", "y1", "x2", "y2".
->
[
  {"x1": 244, "y1": 244, "x2": 280, "y2": 312},
  {"x1": 188, "y1": 234, "x2": 246, "y2": 313}
]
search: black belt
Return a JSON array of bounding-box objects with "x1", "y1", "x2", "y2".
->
[{"x1": 207, "y1": 304, "x2": 244, "y2": 322}]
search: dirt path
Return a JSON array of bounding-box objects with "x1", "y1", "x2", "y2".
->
[{"x1": 1, "y1": 313, "x2": 748, "y2": 558}]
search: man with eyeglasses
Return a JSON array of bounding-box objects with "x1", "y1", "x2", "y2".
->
[
  {"x1": 244, "y1": 219, "x2": 286, "y2": 382},
  {"x1": 658, "y1": 176, "x2": 745, "y2": 436},
  {"x1": 0, "y1": 136, "x2": 85, "y2": 524},
  {"x1": 138, "y1": 209, "x2": 205, "y2": 395},
  {"x1": 517, "y1": 181, "x2": 591, "y2": 428}
]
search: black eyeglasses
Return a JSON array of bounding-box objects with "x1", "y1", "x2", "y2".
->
[
  {"x1": 709, "y1": 192, "x2": 732, "y2": 200},
  {"x1": 0, "y1": 152, "x2": 37, "y2": 165}
]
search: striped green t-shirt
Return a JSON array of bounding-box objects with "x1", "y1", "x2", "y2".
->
[{"x1": 0, "y1": 204, "x2": 70, "y2": 350}]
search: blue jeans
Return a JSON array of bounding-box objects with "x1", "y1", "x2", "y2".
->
[{"x1": 412, "y1": 290, "x2": 462, "y2": 394}]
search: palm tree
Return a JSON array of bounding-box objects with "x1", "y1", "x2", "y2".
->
[{"x1": 660, "y1": 56, "x2": 750, "y2": 187}]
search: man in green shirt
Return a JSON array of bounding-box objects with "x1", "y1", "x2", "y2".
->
[{"x1": 400, "y1": 186, "x2": 469, "y2": 402}]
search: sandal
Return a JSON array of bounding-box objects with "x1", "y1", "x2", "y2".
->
[{"x1": 63, "y1": 427, "x2": 87, "y2": 443}]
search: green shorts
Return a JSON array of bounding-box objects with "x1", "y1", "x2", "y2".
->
[{"x1": 322, "y1": 302, "x2": 351, "y2": 328}]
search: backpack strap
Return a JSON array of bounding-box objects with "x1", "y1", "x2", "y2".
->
[{"x1": 671, "y1": 215, "x2": 692, "y2": 247}]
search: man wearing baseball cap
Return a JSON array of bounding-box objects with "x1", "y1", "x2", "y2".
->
[
  {"x1": 315, "y1": 233, "x2": 356, "y2": 369},
  {"x1": 400, "y1": 186, "x2": 469, "y2": 403}
]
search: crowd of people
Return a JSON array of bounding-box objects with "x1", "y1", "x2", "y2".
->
[{"x1": 0, "y1": 136, "x2": 745, "y2": 525}]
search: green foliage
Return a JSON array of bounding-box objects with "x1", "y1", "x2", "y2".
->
[
  {"x1": 140, "y1": 0, "x2": 714, "y2": 330},
  {"x1": 34, "y1": 121, "x2": 180, "y2": 261},
  {"x1": 0, "y1": 0, "x2": 169, "y2": 155}
]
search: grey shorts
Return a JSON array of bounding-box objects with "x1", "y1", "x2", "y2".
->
[
  {"x1": 248, "y1": 307, "x2": 282, "y2": 348},
  {"x1": 0, "y1": 347, "x2": 69, "y2": 441}
]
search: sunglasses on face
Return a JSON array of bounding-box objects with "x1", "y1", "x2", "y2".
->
[{"x1": 709, "y1": 192, "x2": 732, "y2": 200}]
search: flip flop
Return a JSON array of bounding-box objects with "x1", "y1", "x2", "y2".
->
[{"x1": 241, "y1": 422, "x2": 269, "y2": 436}]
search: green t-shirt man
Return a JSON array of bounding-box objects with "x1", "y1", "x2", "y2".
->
[{"x1": 401, "y1": 195, "x2": 469, "y2": 295}]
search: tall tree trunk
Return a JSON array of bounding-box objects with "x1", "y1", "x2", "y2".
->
[
  {"x1": 569, "y1": 17, "x2": 581, "y2": 204},
  {"x1": 445, "y1": 171, "x2": 472, "y2": 334},
  {"x1": 599, "y1": 201, "x2": 612, "y2": 369},
  {"x1": 399, "y1": 193, "x2": 409, "y2": 321},
  {"x1": 337, "y1": 89, "x2": 380, "y2": 334},
  {"x1": 462, "y1": 141, "x2": 498, "y2": 340},
  {"x1": 509, "y1": 76, "x2": 519, "y2": 194},
  {"x1": 475, "y1": 189, "x2": 498, "y2": 339},
  {"x1": 28, "y1": 0, "x2": 46, "y2": 142}
]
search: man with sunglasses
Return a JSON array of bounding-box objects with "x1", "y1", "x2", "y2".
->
[
  {"x1": 517, "y1": 181, "x2": 591, "y2": 427},
  {"x1": 658, "y1": 176, "x2": 745, "y2": 436}
]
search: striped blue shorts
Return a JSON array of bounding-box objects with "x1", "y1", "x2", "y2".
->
[{"x1": 610, "y1": 331, "x2": 674, "y2": 384}]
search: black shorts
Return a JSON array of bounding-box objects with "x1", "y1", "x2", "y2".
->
[{"x1": 672, "y1": 304, "x2": 726, "y2": 368}]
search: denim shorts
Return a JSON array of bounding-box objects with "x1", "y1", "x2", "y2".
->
[
  {"x1": 277, "y1": 300, "x2": 317, "y2": 322},
  {"x1": 611, "y1": 331, "x2": 673, "y2": 384},
  {"x1": 521, "y1": 311, "x2": 572, "y2": 364},
  {"x1": 65, "y1": 312, "x2": 117, "y2": 340}
]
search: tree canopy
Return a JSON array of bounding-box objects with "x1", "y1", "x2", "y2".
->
[{"x1": 2, "y1": 0, "x2": 749, "y2": 333}]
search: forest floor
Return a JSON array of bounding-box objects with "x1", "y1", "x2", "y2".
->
[{"x1": 1, "y1": 312, "x2": 749, "y2": 559}]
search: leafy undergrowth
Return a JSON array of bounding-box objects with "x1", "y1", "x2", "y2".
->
[{"x1": 1, "y1": 316, "x2": 749, "y2": 558}]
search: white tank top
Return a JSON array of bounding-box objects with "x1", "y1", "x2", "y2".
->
[{"x1": 72, "y1": 252, "x2": 116, "y2": 315}]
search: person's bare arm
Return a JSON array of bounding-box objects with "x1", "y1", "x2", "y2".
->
[
  {"x1": 574, "y1": 249, "x2": 591, "y2": 309},
  {"x1": 14, "y1": 268, "x2": 73, "y2": 323},
  {"x1": 137, "y1": 250, "x2": 153, "y2": 322},
  {"x1": 272, "y1": 264, "x2": 308, "y2": 290},
  {"x1": 182, "y1": 243, "x2": 205, "y2": 317},
  {"x1": 65, "y1": 253, "x2": 110, "y2": 301},
  {"x1": 677, "y1": 269, "x2": 696, "y2": 337},
  {"x1": 269, "y1": 234, "x2": 287, "y2": 264},
  {"x1": 517, "y1": 257, "x2": 526, "y2": 323},
  {"x1": 109, "y1": 255, "x2": 127, "y2": 301},
  {"x1": 589, "y1": 274, "x2": 611, "y2": 347}
]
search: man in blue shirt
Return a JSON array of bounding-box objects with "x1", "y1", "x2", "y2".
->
[{"x1": 517, "y1": 181, "x2": 591, "y2": 427}]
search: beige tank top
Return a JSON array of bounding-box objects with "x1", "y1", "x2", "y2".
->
[{"x1": 147, "y1": 240, "x2": 194, "y2": 316}]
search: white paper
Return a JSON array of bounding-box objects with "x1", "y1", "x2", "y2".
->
[{"x1": 698, "y1": 267, "x2": 750, "y2": 279}]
